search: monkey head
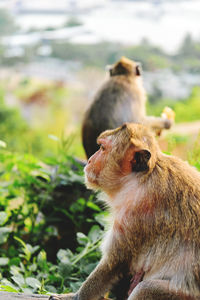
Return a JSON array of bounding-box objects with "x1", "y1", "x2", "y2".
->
[
  {"x1": 108, "y1": 56, "x2": 141, "y2": 77},
  {"x1": 84, "y1": 123, "x2": 158, "y2": 195}
]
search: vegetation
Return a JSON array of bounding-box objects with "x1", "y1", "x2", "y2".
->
[
  {"x1": 64, "y1": 17, "x2": 83, "y2": 28},
  {"x1": 50, "y1": 34, "x2": 200, "y2": 72},
  {"x1": 0, "y1": 141, "x2": 106, "y2": 294},
  {"x1": 0, "y1": 86, "x2": 28, "y2": 150},
  {"x1": 174, "y1": 34, "x2": 200, "y2": 73},
  {"x1": 0, "y1": 81, "x2": 84, "y2": 158},
  {"x1": 147, "y1": 86, "x2": 200, "y2": 123},
  {"x1": 49, "y1": 39, "x2": 171, "y2": 70}
]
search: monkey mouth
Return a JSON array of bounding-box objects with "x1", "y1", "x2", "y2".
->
[{"x1": 84, "y1": 166, "x2": 98, "y2": 185}]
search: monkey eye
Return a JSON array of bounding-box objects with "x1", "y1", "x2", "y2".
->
[{"x1": 99, "y1": 144, "x2": 105, "y2": 151}]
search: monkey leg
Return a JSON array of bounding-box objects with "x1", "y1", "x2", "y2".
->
[{"x1": 128, "y1": 279, "x2": 196, "y2": 300}]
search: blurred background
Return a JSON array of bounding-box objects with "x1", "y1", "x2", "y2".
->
[
  {"x1": 0, "y1": 0, "x2": 200, "y2": 159},
  {"x1": 0, "y1": 1, "x2": 200, "y2": 294}
]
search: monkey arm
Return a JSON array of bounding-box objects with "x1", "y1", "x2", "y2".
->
[
  {"x1": 49, "y1": 257, "x2": 125, "y2": 300},
  {"x1": 143, "y1": 116, "x2": 172, "y2": 130},
  {"x1": 77, "y1": 257, "x2": 124, "y2": 300}
]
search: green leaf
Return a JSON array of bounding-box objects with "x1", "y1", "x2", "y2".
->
[
  {"x1": 37, "y1": 250, "x2": 47, "y2": 262},
  {"x1": 86, "y1": 201, "x2": 101, "y2": 212},
  {"x1": 83, "y1": 262, "x2": 97, "y2": 275},
  {"x1": 9, "y1": 257, "x2": 20, "y2": 266},
  {"x1": 45, "y1": 285, "x2": 57, "y2": 293},
  {"x1": 0, "y1": 140, "x2": 6, "y2": 148},
  {"x1": 48, "y1": 134, "x2": 60, "y2": 142},
  {"x1": 88, "y1": 225, "x2": 101, "y2": 243},
  {"x1": 70, "y1": 281, "x2": 82, "y2": 292},
  {"x1": 11, "y1": 275, "x2": 25, "y2": 287},
  {"x1": 14, "y1": 237, "x2": 31, "y2": 261},
  {"x1": 26, "y1": 244, "x2": 39, "y2": 255},
  {"x1": 10, "y1": 265, "x2": 21, "y2": 276},
  {"x1": 0, "y1": 227, "x2": 11, "y2": 244},
  {"x1": 58, "y1": 262, "x2": 73, "y2": 278},
  {"x1": 0, "y1": 284, "x2": 19, "y2": 293},
  {"x1": 70, "y1": 201, "x2": 85, "y2": 213},
  {"x1": 95, "y1": 212, "x2": 108, "y2": 227},
  {"x1": 26, "y1": 277, "x2": 41, "y2": 289},
  {"x1": 77, "y1": 232, "x2": 89, "y2": 246},
  {"x1": 29, "y1": 263, "x2": 37, "y2": 272},
  {"x1": 43, "y1": 156, "x2": 58, "y2": 165},
  {"x1": 0, "y1": 212, "x2": 8, "y2": 226},
  {"x1": 68, "y1": 171, "x2": 84, "y2": 184},
  {"x1": 57, "y1": 249, "x2": 70, "y2": 264},
  {"x1": 0, "y1": 257, "x2": 9, "y2": 266}
]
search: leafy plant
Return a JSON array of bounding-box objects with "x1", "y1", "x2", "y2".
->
[
  {"x1": 0, "y1": 139, "x2": 106, "y2": 294},
  {"x1": 0, "y1": 225, "x2": 103, "y2": 294}
]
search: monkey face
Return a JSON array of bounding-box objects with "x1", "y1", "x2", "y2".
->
[
  {"x1": 84, "y1": 123, "x2": 156, "y2": 196},
  {"x1": 84, "y1": 137, "x2": 112, "y2": 189}
]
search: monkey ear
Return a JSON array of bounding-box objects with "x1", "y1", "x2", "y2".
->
[
  {"x1": 135, "y1": 65, "x2": 141, "y2": 76},
  {"x1": 109, "y1": 68, "x2": 113, "y2": 76},
  {"x1": 105, "y1": 65, "x2": 113, "y2": 76},
  {"x1": 132, "y1": 149, "x2": 151, "y2": 172}
]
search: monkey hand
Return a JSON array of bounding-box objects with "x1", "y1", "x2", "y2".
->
[
  {"x1": 163, "y1": 118, "x2": 173, "y2": 129},
  {"x1": 161, "y1": 106, "x2": 175, "y2": 122},
  {"x1": 49, "y1": 293, "x2": 76, "y2": 300},
  {"x1": 160, "y1": 106, "x2": 175, "y2": 131},
  {"x1": 49, "y1": 294, "x2": 112, "y2": 300}
]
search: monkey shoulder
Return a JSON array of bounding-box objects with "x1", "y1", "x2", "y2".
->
[
  {"x1": 163, "y1": 154, "x2": 200, "y2": 184},
  {"x1": 153, "y1": 154, "x2": 200, "y2": 212}
]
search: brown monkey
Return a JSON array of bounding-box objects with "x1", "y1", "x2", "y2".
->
[
  {"x1": 50, "y1": 122, "x2": 200, "y2": 300},
  {"x1": 82, "y1": 56, "x2": 174, "y2": 159}
]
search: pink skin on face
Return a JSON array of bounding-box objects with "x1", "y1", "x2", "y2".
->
[
  {"x1": 84, "y1": 138, "x2": 111, "y2": 184},
  {"x1": 85, "y1": 137, "x2": 135, "y2": 186}
]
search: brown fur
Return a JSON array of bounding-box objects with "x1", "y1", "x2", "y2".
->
[
  {"x1": 50, "y1": 123, "x2": 200, "y2": 300},
  {"x1": 82, "y1": 57, "x2": 172, "y2": 159}
]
